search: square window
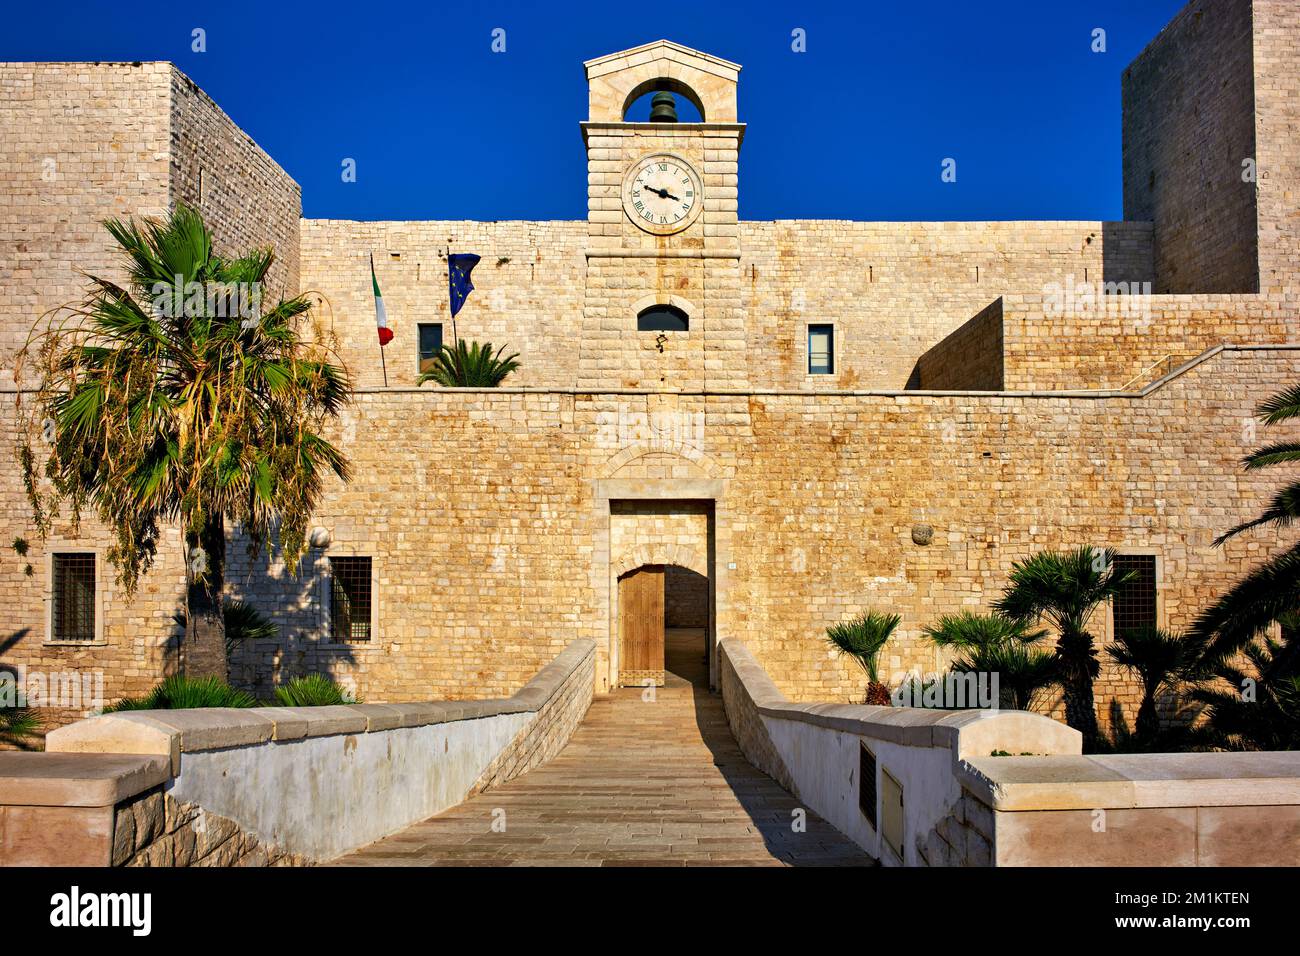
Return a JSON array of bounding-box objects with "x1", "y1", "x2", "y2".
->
[
  {"x1": 329, "y1": 557, "x2": 373, "y2": 642},
  {"x1": 1113, "y1": 554, "x2": 1158, "y2": 637},
  {"x1": 418, "y1": 323, "x2": 443, "y2": 374},
  {"x1": 808, "y1": 324, "x2": 834, "y2": 375},
  {"x1": 52, "y1": 553, "x2": 96, "y2": 642}
]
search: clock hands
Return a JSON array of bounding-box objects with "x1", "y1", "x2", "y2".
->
[{"x1": 640, "y1": 183, "x2": 682, "y2": 202}]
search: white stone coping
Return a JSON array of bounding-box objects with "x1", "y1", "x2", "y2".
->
[
  {"x1": 0, "y1": 752, "x2": 171, "y2": 808},
  {"x1": 960, "y1": 751, "x2": 1300, "y2": 812},
  {"x1": 45, "y1": 639, "x2": 595, "y2": 775},
  {"x1": 720, "y1": 637, "x2": 1081, "y2": 762}
]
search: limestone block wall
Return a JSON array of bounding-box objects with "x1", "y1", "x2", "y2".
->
[
  {"x1": 1252, "y1": 0, "x2": 1300, "y2": 296},
  {"x1": 1123, "y1": 0, "x2": 1258, "y2": 294},
  {"x1": 0, "y1": 63, "x2": 302, "y2": 383},
  {"x1": 0, "y1": 396, "x2": 189, "y2": 730},
  {"x1": 216, "y1": 346, "x2": 1300, "y2": 725},
  {"x1": 298, "y1": 219, "x2": 588, "y2": 390},
  {"x1": 168, "y1": 69, "x2": 301, "y2": 296},
  {"x1": 908, "y1": 298, "x2": 1003, "y2": 391},
  {"x1": 580, "y1": 122, "x2": 746, "y2": 390},
  {"x1": 1000, "y1": 292, "x2": 1294, "y2": 390},
  {"x1": 739, "y1": 221, "x2": 1152, "y2": 391},
  {"x1": 299, "y1": 217, "x2": 1155, "y2": 393},
  {"x1": 3, "y1": 346, "x2": 1297, "y2": 731},
  {"x1": 0, "y1": 62, "x2": 172, "y2": 378}
]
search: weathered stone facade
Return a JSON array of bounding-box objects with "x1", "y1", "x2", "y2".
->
[{"x1": 2, "y1": 2, "x2": 1298, "y2": 738}]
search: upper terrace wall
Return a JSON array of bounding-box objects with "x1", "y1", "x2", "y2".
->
[
  {"x1": 299, "y1": 219, "x2": 588, "y2": 389},
  {"x1": 0, "y1": 63, "x2": 301, "y2": 382},
  {"x1": 1001, "y1": 292, "x2": 1294, "y2": 390},
  {"x1": 300, "y1": 218, "x2": 1153, "y2": 390}
]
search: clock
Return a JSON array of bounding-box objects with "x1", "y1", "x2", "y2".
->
[{"x1": 622, "y1": 153, "x2": 704, "y2": 235}]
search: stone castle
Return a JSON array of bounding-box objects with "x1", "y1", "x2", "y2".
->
[{"x1": 1, "y1": 0, "x2": 1297, "y2": 729}]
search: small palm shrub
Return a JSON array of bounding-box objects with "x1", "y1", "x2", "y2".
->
[
  {"x1": 273, "y1": 674, "x2": 359, "y2": 707},
  {"x1": 105, "y1": 675, "x2": 257, "y2": 712},
  {"x1": 922, "y1": 612, "x2": 1058, "y2": 711},
  {"x1": 1, "y1": 706, "x2": 42, "y2": 747},
  {"x1": 993, "y1": 547, "x2": 1133, "y2": 749},
  {"x1": 826, "y1": 610, "x2": 900, "y2": 705},
  {"x1": 418, "y1": 340, "x2": 520, "y2": 387}
]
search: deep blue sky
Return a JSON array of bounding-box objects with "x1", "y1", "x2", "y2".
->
[{"x1": 4, "y1": 0, "x2": 1187, "y2": 222}]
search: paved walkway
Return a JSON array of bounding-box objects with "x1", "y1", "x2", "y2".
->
[{"x1": 333, "y1": 629, "x2": 874, "y2": 867}]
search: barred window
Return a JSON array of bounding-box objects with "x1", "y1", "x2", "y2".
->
[
  {"x1": 1112, "y1": 554, "x2": 1158, "y2": 637},
  {"x1": 329, "y1": 557, "x2": 373, "y2": 642},
  {"x1": 52, "y1": 553, "x2": 96, "y2": 642}
]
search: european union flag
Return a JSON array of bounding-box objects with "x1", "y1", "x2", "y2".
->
[{"x1": 448, "y1": 253, "x2": 480, "y2": 317}]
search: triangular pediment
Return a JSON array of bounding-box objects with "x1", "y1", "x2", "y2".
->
[{"x1": 584, "y1": 40, "x2": 741, "y2": 79}]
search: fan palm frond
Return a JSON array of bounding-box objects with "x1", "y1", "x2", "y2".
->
[{"x1": 417, "y1": 340, "x2": 520, "y2": 387}]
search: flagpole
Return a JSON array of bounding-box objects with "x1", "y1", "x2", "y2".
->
[
  {"x1": 448, "y1": 239, "x2": 459, "y2": 346},
  {"x1": 371, "y1": 252, "x2": 388, "y2": 387}
]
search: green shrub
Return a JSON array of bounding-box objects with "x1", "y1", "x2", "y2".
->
[
  {"x1": 104, "y1": 675, "x2": 257, "y2": 711},
  {"x1": 273, "y1": 674, "x2": 359, "y2": 707}
]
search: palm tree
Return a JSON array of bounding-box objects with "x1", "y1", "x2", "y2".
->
[
  {"x1": 1105, "y1": 626, "x2": 1195, "y2": 742},
  {"x1": 17, "y1": 204, "x2": 351, "y2": 681},
  {"x1": 418, "y1": 340, "x2": 519, "y2": 387},
  {"x1": 1190, "y1": 383, "x2": 1300, "y2": 666},
  {"x1": 923, "y1": 611, "x2": 1058, "y2": 711},
  {"x1": 826, "y1": 610, "x2": 900, "y2": 705},
  {"x1": 993, "y1": 547, "x2": 1132, "y2": 748},
  {"x1": 1187, "y1": 627, "x2": 1300, "y2": 751}
]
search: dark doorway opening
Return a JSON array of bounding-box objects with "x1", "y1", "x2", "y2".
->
[{"x1": 664, "y1": 565, "x2": 708, "y2": 684}]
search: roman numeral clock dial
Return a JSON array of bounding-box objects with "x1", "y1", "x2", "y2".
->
[{"x1": 622, "y1": 153, "x2": 704, "y2": 235}]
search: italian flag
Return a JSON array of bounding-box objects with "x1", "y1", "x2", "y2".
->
[{"x1": 370, "y1": 253, "x2": 393, "y2": 345}]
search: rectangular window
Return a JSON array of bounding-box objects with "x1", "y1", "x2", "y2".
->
[
  {"x1": 418, "y1": 323, "x2": 443, "y2": 374},
  {"x1": 52, "y1": 553, "x2": 96, "y2": 642},
  {"x1": 329, "y1": 557, "x2": 373, "y2": 642},
  {"x1": 808, "y1": 324, "x2": 834, "y2": 374},
  {"x1": 1112, "y1": 554, "x2": 1158, "y2": 638}
]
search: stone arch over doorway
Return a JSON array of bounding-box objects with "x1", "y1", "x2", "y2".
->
[{"x1": 612, "y1": 544, "x2": 707, "y2": 579}]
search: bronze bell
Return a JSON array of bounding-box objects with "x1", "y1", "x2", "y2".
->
[{"x1": 648, "y1": 91, "x2": 678, "y2": 123}]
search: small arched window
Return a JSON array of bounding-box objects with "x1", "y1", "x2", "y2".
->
[{"x1": 637, "y1": 304, "x2": 689, "y2": 332}]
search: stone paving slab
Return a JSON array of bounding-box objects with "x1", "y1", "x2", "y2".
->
[{"x1": 332, "y1": 629, "x2": 875, "y2": 868}]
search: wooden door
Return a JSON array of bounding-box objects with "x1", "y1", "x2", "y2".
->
[{"x1": 619, "y1": 565, "x2": 665, "y2": 686}]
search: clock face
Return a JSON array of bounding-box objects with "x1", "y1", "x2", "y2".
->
[{"x1": 622, "y1": 153, "x2": 704, "y2": 235}]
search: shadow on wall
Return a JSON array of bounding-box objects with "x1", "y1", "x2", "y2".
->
[
  {"x1": 906, "y1": 298, "x2": 1004, "y2": 391},
  {"x1": 665, "y1": 565, "x2": 708, "y2": 627},
  {"x1": 220, "y1": 539, "x2": 359, "y2": 699},
  {"x1": 1101, "y1": 220, "x2": 1157, "y2": 289}
]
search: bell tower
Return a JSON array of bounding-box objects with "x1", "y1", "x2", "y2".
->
[{"x1": 577, "y1": 41, "x2": 747, "y2": 390}]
